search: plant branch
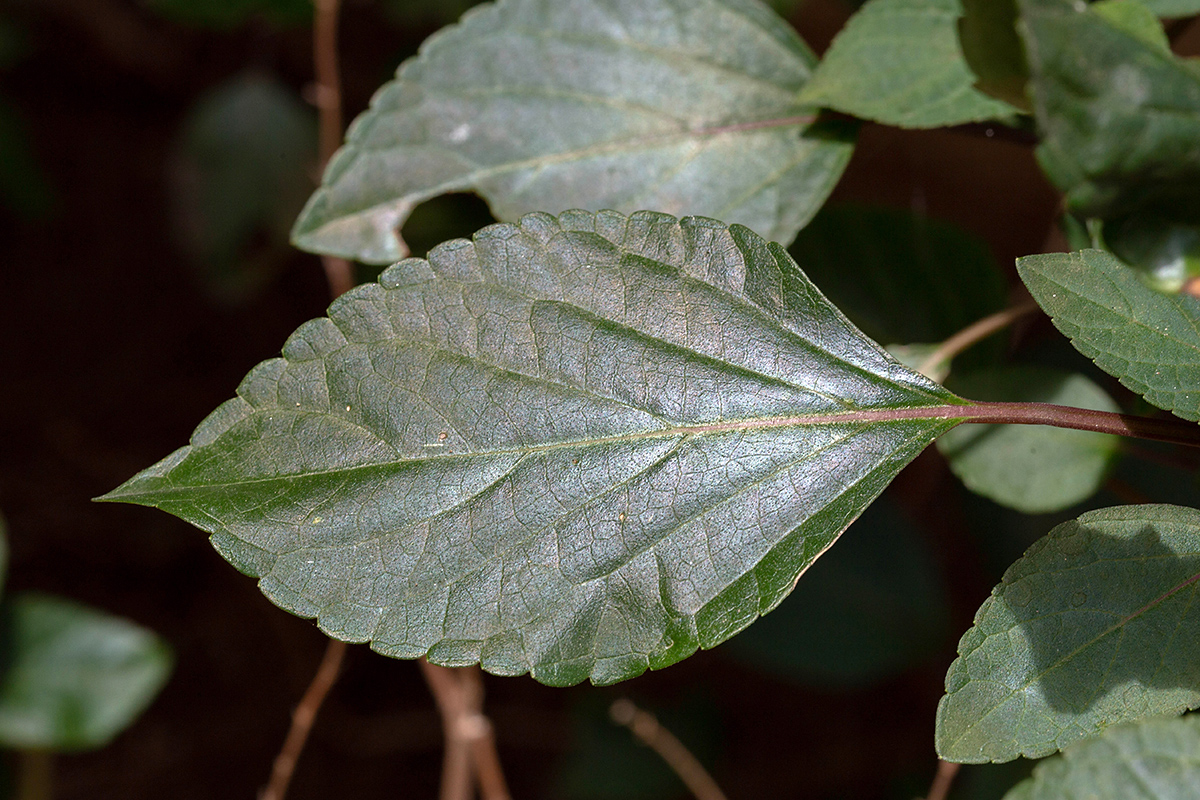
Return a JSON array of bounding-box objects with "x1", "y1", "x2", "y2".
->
[
  {"x1": 312, "y1": 0, "x2": 354, "y2": 299},
  {"x1": 610, "y1": 699, "x2": 728, "y2": 800},
  {"x1": 261, "y1": 639, "x2": 348, "y2": 800},
  {"x1": 918, "y1": 298, "x2": 1041, "y2": 378},
  {"x1": 420, "y1": 659, "x2": 512, "y2": 800},
  {"x1": 923, "y1": 760, "x2": 960, "y2": 800}
]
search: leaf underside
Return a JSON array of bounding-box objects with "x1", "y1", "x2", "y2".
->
[
  {"x1": 290, "y1": 0, "x2": 855, "y2": 264},
  {"x1": 937, "y1": 504, "x2": 1200, "y2": 763},
  {"x1": 1018, "y1": 249, "x2": 1200, "y2": 422},
  {"x1": 104, "y1": 209, "x2": 961, "y2": 686}
]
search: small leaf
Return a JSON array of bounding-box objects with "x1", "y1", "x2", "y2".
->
[
  {"x1": 726, "y1": 495, "x2": 951, "y2": 688},
  {"x1": 796, "y1": 0, "x2": 1020, "y2": 128},
  {"x1": 1017, "y1": 249, "x2": 1200, "y2": 421},
  {"x1": 1003, "y1": 715, "x2": 1200, "y2": 800},
  {"x1": 291, "y1": 0, "x2": 855, "y2": 264},
  {"x1": 1019, "y1": 0, "x2": 1200, "y2": 222},
  {"x1": 105, "y1": 210, "x2": 964, "y2": 687},
  {"x1": 937, "y1": 504, "x2": 1200, "y2": 763},
  {"x1": 169, "y1": 72, "x2": 317, "y2": 304},
  {"x1": 937, "y1": 366, "x2": 1122, "y2": 514},
  {"x1": 788, "y1": 204, "x2": 1007, "y2": 350},
  {"x1": 0, "y1": 593, "x2": 173, "y2": 751}
]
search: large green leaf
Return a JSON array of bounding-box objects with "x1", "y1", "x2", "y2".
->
[
  {"x1": 291, "y1": 0, "x2": 855, "y2": 264},
  {"x1": 1017, "y1": 249, "x2": 1200, "y2": 422},
  {"x1": 796, "y1": 0, "x2": 1019, "y2": 128},
  {"x1": 1139, "y1": 0, "x2": 1200, "y2": 17},
  {"x1": 105, "y1": 210, "x2": 965, "y2": 687},
  {"x1": 937, "y1": 366, "x2": 1121, "y2": 514},
  {"x1": 1019, "y1": 0, "x2": 1200, "y2": 222},
  {"x1": 1003, "y1": 715, "x2": 1200, "y2": 800},
  {"x1": 0, "y1": 594, "x2": 173, "y2": 751},
  {"x1": 937, "y1": 504, "x2": 1200, "y2": 763}
]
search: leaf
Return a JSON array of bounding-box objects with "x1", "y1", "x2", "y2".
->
[
  {"x1": 1091, "y1": 0, "x2": 1172, "y2": 53},
  {"x1": 1138, "y1": 0, "x2": 1200, "y2": 17},
  {"x1": 291, "y1": 0, "x2": 855, "y2": 264},
  {"x1": 937, "y1": 366, "x2": 1122, "y2": 514},
  {"x1": 936, "y1": 504, "x2": 1200, "y2": 763},
  {"x1": 787, "y1": 204, "x2": 1007, "y2": 351},
  {"x1": 169, "y1": 72, "x2": 317, "y2": 304},
  {"x1": 1019, "y1": 0, "x2": 1200, "y2": 222},
  {"x1": 104, "y1": 210, "x2": 965, "y2": 687},
  {"x1": 726, "y1": 494, "x2": 951, "y2": 688},
  {"x1": 1017, "y1": 249, "x2": 1200, "y2": 421},
  {"x1": 0, "y1": 593, "x2": 173, "y2": 751},
  {"x1": 958, "y1": 0, "x2": 1031, "y2": 112},
  {"x1": 795, "y1": 0, "x2": 1020, "y2": 128},
  {"x1": 1003, "y1": 715, "x2": 1200, "y2": 800}
]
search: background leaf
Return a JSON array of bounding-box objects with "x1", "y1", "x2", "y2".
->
[
  {"x1": 169, "y1": 72, "x2": 317, "y2": 305},
  {"x1": 105, "y1": 210, "x2": 962, "y2": 687},
  {"x1": 1017, "y1": 249, "x2": 1200, "y2": 421},
  {"x1": 1138, "y1": 0, "x2": 1200, "y2": 17},
  {"x1": 958, "y1": 0, "x2": 1031, "y2": 111},
  {"x1": 1003, "y1": 715, "x2": 1200, "y2": 800},
  {"x1": 788, "y1": 203, "x2": 1007, "y2": 353},
  {"x1": 937, "y1": 366, "x2": 1122, "y2": 513},
  {"x1": 936, "y1": 504, "x2": 1200, "y2": 763},
  {"x1": 0, "y1": 593, "x2": 172, "y2": 751},
  {"x1": 1019, "y1": 0, "x2": 1200, "y2": 257},
  {"x1": 796, "y1": 0, "x2": 1020, "y2": 127},
  {"x1": 291, "y1": 0, "x2": 855, "y2": 264},
  {"x1": 725, "y1": 493, "x2": 950, "y2": 688}
]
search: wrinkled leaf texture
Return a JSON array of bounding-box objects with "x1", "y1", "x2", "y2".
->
[
  {"x1": 938, "y1": 505, "x2": 1200, "y2": 763},
  {"x1": 105, "y1": 210, "x2": 963, "y2": 686},
  {"x1": 291, "y1": 0, "x2": 854, "y2": 264},
  {"x1": 1018, "y1": 249, "x2": 1200, "y2": 422}
]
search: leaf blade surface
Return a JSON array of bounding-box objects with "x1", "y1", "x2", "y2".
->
[
  {"x1": 106, "y1": 210, "x2": 963, "y2": 686},
  {"x1": 937, "y1": 504, "x2": 1200, "y2": 763},
  {"x1": 291, "y1": 0, "x2": 854, "y2": 264}
]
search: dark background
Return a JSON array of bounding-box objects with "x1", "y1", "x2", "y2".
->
[{"x1": 1, "y1": 1, "x2": 1196, "y2": 798}]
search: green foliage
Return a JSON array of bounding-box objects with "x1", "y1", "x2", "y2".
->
[
  {"x1": 1003, "y1": 715, "x2": 1200, "y2": 799},
  {"x1": 1139, "y1": 0, "x2": 1200, "y2": 15},
  {"x1": 169, "y1": 72, "x2": 317, "y2": 303},
  {"x1": 1018, "y1": 249, "x2": 1200, "y2": 421},
  {"x1": 937, "y1": 505, "x2": 1200, "y2": 762},
  {"x1": 0, "y1": 594, "x2": 173, "y2": 751},
  {"x1": 797, "y1": 0, "x2": 1020, "y2": 127},
  {"x1": 937, "y1": 366, "x2": 1121, "y2": 513},
  {"x1": 103, "y1": 209, "x2": 968, "y2": 686},
  {"x1": 290, "y1": 0, "x2": 854, "y2": 264}
]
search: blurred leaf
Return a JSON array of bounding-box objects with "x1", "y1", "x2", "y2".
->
[
  {"x1": 796, "y1": 0, "x2": 1020, "y2": 127},
  {"x1": 0, "y1": 594, "x2": 172, "y2": 751},
  {"x1": 555, "y1": 694, "x2": 719, "y2": 800},
  {"x1": 1136, "y1": 0, "x2": 1200, "y2": 18},
  {"x1": 1103, "y1": 211, "x2": 1200, "y2": 292},
  {"x1": 143, "y1": 0, "x2": 311, "y2": 28},
  {"x1": 937, "y1": 504, "x2": 1200, "y2": 763},
  {"x1": 789, "y1": 204, "x2": 1007, "y2": 351},
  {"x1": 0, "y1": 98, "x2": 53, "y2": 219},
  {"x1": 169, "y1": 72, "x2": 317, "y2": 304},
  {"x1": 1018, "y1": 249, "x2": 1200, "y2": 421},
  {"x1": 937, "y1": 366, "x2": 1122, "y2": 513},
  {"x1": 1091, "y1": 0, "x2": 1172, "y2": 52},
  {"x1": 726, "y1": 495, "x2": 950, "y2": 688},
  {"x1": 958, "y1": 0, "x2": 1031, "y2": 111},
  {"x1": 291, "y1": 0, "x2": 855, "y2": 264},
  {"x1": 103, "y1": 210, "x2": 964, "y2": 687},
  {"x1": 1003, "y1": 715, "x2": 1200, "y2": 800},
  {"x1": 1020, "y1": 0, "x2": 1200, "y2": 223}
]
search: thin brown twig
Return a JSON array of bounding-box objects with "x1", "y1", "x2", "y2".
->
[
  {"x1": 261, "y1": 639, "x2": 348, "y2": 800},
  {"x1": 610, "y1": 699, "x2": 728, "y2": 800},
  {"x1": 924, "y1": 759, "x2": 960, "y2": 800},
  {"x1": 420, "y1": 659, "x2": 512, "y2": 800},
  {"x1": 917, "y1": 298, "x2": 1041, "y2": 378},
  {"x1": 312, "y1": 0, "x2": 354, "y2": 299}
]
